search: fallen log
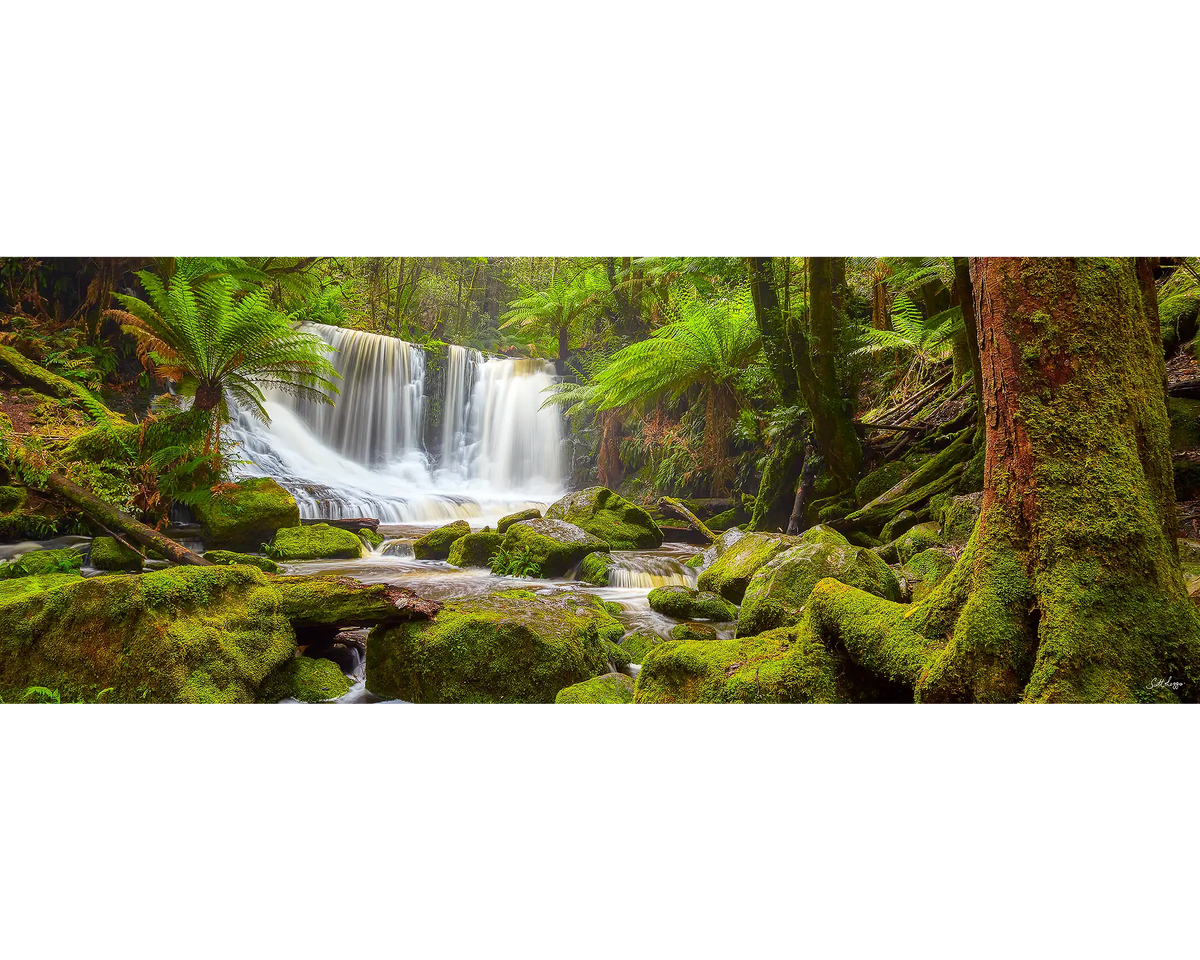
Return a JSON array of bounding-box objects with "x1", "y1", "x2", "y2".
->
[
  {"x1": 657, "y1": 496, "x2": 716, "y2": 543},
  {"x1": 301, "y1": 517, "x2": 380, "y2": 533}
]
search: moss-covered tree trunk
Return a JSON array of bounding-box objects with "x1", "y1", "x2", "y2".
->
[{"x1": 805, "y1": 257, "x2": 1200, "y2": 702}]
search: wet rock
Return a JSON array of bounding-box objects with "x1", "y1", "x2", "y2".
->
[
  {"x1": 545, "y1": 486, "x2": 663, "y2": 550},
  {"x1": 194, "y1": 477, "x2": 301, "y2": 551},
  {"x1": 498, "y1": 518, "x2": 609, "y2": 578},
  {"x1": 497, "y1": 507, "x2": 542, "y2": 534},
  {"x1": 358, "y1": 528, "x2": 385, "y2": 549},
  {"x1": 270, "y1": 523, "x2": 364, "y2": 561},
  {"x1": 555, "y1": 672, "x2": 635, "y2": 703},
  {"x1": 578, "y1": 551, "x2": 617, "y2": 585},
  {"x1": 647, "y1": 585, "x2": 737, "y2": 622},
  {"x1": 413, "y1": 520, "x2": 471, "y2": 560},
  {"x1": 446, "y1": 531, "x2": 503, "y2": 568}
]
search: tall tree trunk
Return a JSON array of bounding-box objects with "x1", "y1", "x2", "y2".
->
[
  {"x1": 804, "y1": 257, "x2": 1200, "y2": 702},
  {"x1": 556, "y1": 324, "x2": 569, "y2": 376},
  {"x1": 806, "y1": 257, "x2": 863, "y2": 489},
  {"x1": 952, "y1": 256, "x2": 985, "y2": 416}
]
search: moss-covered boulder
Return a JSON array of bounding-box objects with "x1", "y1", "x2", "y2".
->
[
  {"x1": 497, "y1": 519, "x2": 609, "y2": 578},
  {"x1": 799, "y1": 524, "x2": 851, "y2": 547},
  {"x1": 855, "y1": 461, "x2": 912, "y2": 507},
  {"x1": 275, "y1": 574, "x2": 439, "y2": 636},
  {"x1": 193, "y1": 477, "x2": 301, "y2": 550},
  {"x1": 893, "y1": 522, "x2": 943, "y2": 565},
  {"x1": 358, "y1": 528, "x2": 384, "y2": 549},
  {"x1": 621, "y1": 629, "x2": 667, "y2": 664},
  {"x1": 497, "y1": 507, "x2": 542, "y2": 534},
  {"x1": 735, "y1": 540, "x2": 901, "y2": 637},
  {"x1": 367, "y1": 590, "x2": 621, "y2": 702},
  {"x1": 413, "y1": 520, "x2": 471, "y2": 560},
  {"x1": 902, "y1": 548, "x2": 957, "y2": 603},
  {"x1": 647, "y1": 585, "x2": 737, "y2": 622},
  {"x1": 203, "y1": 550, "x2": 279, "y2": 573},
  {"x1": 633, "y1": 626, "x2": 844, "y2": 703},
  {"x1": 669, "y1": 622, "x2": 718, "y2": 642},
  {"x1": 261, "y1": 656, "x2": 350, "y2": 703},
  {"x1": 555, "y1": 672, "x2": 635, "y2": 703},
  {"x1": 939, "y1": 493, "x2": 982, "y2": 544},
  {"x1": 90, "y1": 536, "x2": 143, "y2": 571},
  {"x1": 879, "y1": 509, "x2": 924, "y2": 544},
  {"x1": 446, "y1": 531, "x2": 503, "y2": 568},
  {"x1": 577, "y1": 551, "x2": 617, "y2": 585},
  {"x1": 270, "y1": 523, "x2": 364, "y2": 561},
  {"x1": 696, "y1": 532, "x2": 798, "y2": 604},
  {"x1": 0, "y1": 565, "x2": 296, "y2": 703},
  {"x1": 0, "y1": 548, "x2": 82, "y2": 579},
  {"x1": 545, "y1": 486, "x2": 663, "y2": 550}
]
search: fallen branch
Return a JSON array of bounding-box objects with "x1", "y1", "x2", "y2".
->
[{"x1": 657, "y1": 496, "x2": 716, "y2": 543}]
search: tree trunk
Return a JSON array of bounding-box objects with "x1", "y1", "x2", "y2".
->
[
  {"x1": 556, "y1": 324, "x2": 569, "y2": 376},
  {"x1": 786, "y1": 445, "x2": 819, "y2": 535},
  {"x1": 805, "y1": 257, "x2": 1200, "y2": 702},
  {"x1": 952, "y1": 256, "x2": 985, "y2": 416},
  {"x1": 807, "y1": 257, "x2": 863, "y2": 489}
]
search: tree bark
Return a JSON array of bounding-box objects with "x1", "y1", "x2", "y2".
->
[{"x1": 804, "y1": 257, "x2": 1200, "y2": 702}]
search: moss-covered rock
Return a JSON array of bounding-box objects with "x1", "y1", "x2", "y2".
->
[
  {"x1": 497, "y1": 519, "x2": 610, "y2": 578},
  {"x1": 275, "y1": 574, "x2": 439, "y2": 634},
  {"x1": 89, "y1": 536, "x2": 143, "y2": 571},
  {"x1": 555, "y1": 672, "x2": 635, "y2": 703},
  {"x1": 0, "y1": 484, "x2": 68, "y2": 540},
  {"x1": 194, "y1": 477, "x2": 301, "y2": 550},
  {"x1": 446, "y1": 531, "x2": 503, "y2": 568},
  {"x1": 902, "y1": 548, "x2": 957, "y2": 603},
  {"x1": 621, "y1": 629, "x2": 666, "y2": 663},
  {"x1": 366, "y1": 590, "x2": 619, "y2": 703},
  {"x1": 647, "y1": 585, "x2": 737, "y2": 622},
  {"x1": 894, "y1": 522, "x2": 943, "y2": 565},
  {"x1": 855, "y1": 461, "x2": 912, "y2": 507},
  {"x1": 497, "y1": 507, "x2": 542, "y2": 534},
  {"x1": 633, "y1": 626, "x2": 845, "y2": 703},
  {"x1": 736, "y1": 540, "x2": 902, "y2": 637},
  {"x1": 669, "y1": 622, "x2": 718, "y2": 642},
  {"x1": 939, "y1": 493, "x2": 982, "y2": 544},
  {"x1": 358, "y1": 528, "x2": 384, "y2": 549},
  {"x1": 799, "y1": 524, "x2": 850, "y2": 547},
  {"x1": 412, "y1": 520, "x2": 470, "y2": 560},
  {"x1": 545, "y1": 486, "x2": 663, "y2": 550},
  {"x1": 202, "y1": 550, "x2": 280, "y2": 573},
  {"x1": 270, "y1": 523, "x2": 364, "y2": 561},
  {"x1": 879, "y1": 509, "x2": 924, "y2": 544},
  {"x1": 695, "y1": 532, "x2": 798, "y2": 603},
  {"x1": 0, "y1": 548, "x2": 83, "y2": 579},
  {"x1": 0, "y1": 565, "x2": 296, "y2": 703},
  {"x1": 577, "y1": 551, "x2": 617, "y2": 585},
  {"x1": 262, "y1": 656, "x2": 351, "y2": 702}
]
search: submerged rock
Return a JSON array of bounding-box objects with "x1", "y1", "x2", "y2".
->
[
  {"x1": 497, "y1": 507, "x2": 542, "y2": 534},
  {"x1": 194, "y1": 477, "x2": 300, "y2": 550},
  {"x1": 90, "y1": 536, "x2": 143, "y2": 571},
  {"x1": 545, "y1": 486, "x2": 663, "y2": 550},
  {"x1": 647, "y1": 585, "x2": 737, "y2": 622},
  {"x1": 262, "y1": 656, "x2": 350, "y2": 703},
  {"x1": 497, "y1": 518, "x2": 609, "y2": 578},
  {"x1": 413, "y1": 520, "x2": 470, "y2": 560},
  {"x1": 736, "y1": 540, "x2": 901, "y2": 637},
  {"x1": 202, "y1": 550, "x2": 279, "y2": 573},
  {"x1": 446, "y1": 531, "x2": 503, "y2": 568},
  {"x1": 270, "y1": 523, "x2": 364, "y2": 561},
  {"x1": 633, "y1": 626, "x2": 844, "y2": 703},
  {"x1": 367, "y1": 589, "x2": 621, "y2": 703},
  {"x1": 555, "y1": 672, "x2": 635, "y2": 704},
  {"x1": 696, "y1": 531, "x2": 797, "y2": 604}
]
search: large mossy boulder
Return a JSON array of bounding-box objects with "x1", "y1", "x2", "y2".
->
[
  {"x1": 892, "y1": 522, "x2": 943, "y2": 565},
  {"x1": 446, "y1": 531, "x2": 503, "y2": 568},
  {"x1": 695, "y1": 532, "x2": 798, "y2": 604},
  {"x1": 669, "y1": 622, "x2": 718, "y2": 642},
  {"x1": 497, "y1": 519, "x2": 609, "y2": 578},
  {"x1": 270, "y1": 523, "x2": 364, "y2": 561},
  {"x1": 90, "y1": 536, "x2": 143, "y2": 571},
  {"x1": 555, "y1": 672, "x2": 635, "y2": 704},
  {"x1": 202, "y1": 550, "x2": 280, "y2": 574},
  {"x1": 412, "y1": 520, "x2": 470, "y2": 560},
  {"x1": 275, "y1": 574, "x2": 440, "y2": 640},
  {"x1": 367, "y1": 590, "x2": 620, "y2": 703},
  {"x1": 647, "y1": 585, "x2": 737, "y2": 622},
  {"x1": 261, "y1": 656, "x2": 350, "y2": 703},
  {"x1": 735, "y1": 539, "x2": 901, "y2": 637},
  {"x1": 545, "y1": 486, "x2": 663, "y2": 550},
  {"x1": 0, "y1": 565, "x2": 295, "y2": 703},
  {"x1": 633, "y1": 626, "x2": 844, "y2": 703},
  {"x1": 0, "y1": 548, "x2": 83, "y2": 579},
  {"x1": 692, "y1": 527, "x2": 745, "y2": 574},
  {"x1": 497, "y1": 507, "x2": 542, "y2": 534},
  {"x1": 577, "y1": 551, "x2": 617, "y2": 585},
  {"x1": 621, "y1": 629, "x2": 667, "y2": 664},
  {"x1": 194, "y1": 477, "x2": 300, "y2": 551}
]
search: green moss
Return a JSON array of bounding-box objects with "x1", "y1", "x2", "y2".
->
[
  {"x1": 669, "y1": 622, "x2": 718, "y2": 642},
  {"x1": 0, "y1": 485, "x2": 28, "y2": 514},
  {"x1": 412, "y1": 520, "x2": 470, "y2": 560},
  {"x1": 446, "y1": 531, "x2": 503, "y2": 568},
  {"x1": 203, "y1": 550, "x2": 280, "y2": 573},
  {"x1": 497, "y1": 507, "x2": 542, "y2": 534},
  {"x1": 545, "y1": 486, "x2": 663, "y2": 550},
  {"x1": 855, "y1": 461, "x2": 912, "y2": 507},
  {"x1": 555, "y1": 672, "x2": 634, "y2": 703},
  {"x1": 633, "y1": 626, "x2": 845, "y2": 703},
  {"x1": 736, "y1": 540, "x2": 902, "y2": 637},
  {"x1": 496, "y1": 518, "x2": 609, "y2": 578},
  {"x1": 939, "y1": 494, "x2": 982, "y2": 544},
  {"x1": 1167, "y1": 398, "x2": 1200, "y2": 452},
  {"x1": 0, "y1": 565, "x2": 296, "y2": 703},
  {"x1": 647, "y1": 585, "x2": 737, "y2": 622},
  {"x1": 0, "y1": 572, "x2": 85, "y2": 601},
  {"x1": 270, "y1": 523, "x2": 364, "y2": 561},
  {"x1": 894, "y1": 522, "x2": 943, "y2": 565},
  {"x1": 799, "y1": 524, "x2": 850, "y2": 547},
  {"x1": 879, "y1": 509, "x2": 925, "y2": 543},
  {"x1": 194, "y1": 477, "x2": 301, "y2": 550},
  {"x1": 261, "y1": 656, "x2": 350, "y2": 702},
  {"x1": 695, "y1": 532, "x2": 797, "y2": 603},
  {"x1": 89, "y1": 536, "x2": 143, "y2": 571},
  {"x1": 358, "y1": 528, "x2": 385, "y2": 548},
  {"x1": 902, "y1": 548, "x2": 957, "y2": 603},
  {"x1": 0, "y1": 548, "x2": 82, "y2": 579},
  {"x1": 366, "y1": 591, "x2": 617, "y2": 703},
  {"x1": 684, "y1": 552, "x2": 705, "y2": 568},
  {"x1": 577, "y1": 551, "x2": 616, "y2": 585}
]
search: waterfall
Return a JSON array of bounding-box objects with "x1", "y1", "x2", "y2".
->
[
  {"x1": 226, "y1": 322, "x2": 565, "y2": 524},
  {"x1": 606, "y1": 554, "x2": 695, "y2": 589}
]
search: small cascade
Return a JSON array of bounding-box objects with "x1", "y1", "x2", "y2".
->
[
  {"x1": 606, "y1": 554, "x2": 695, "y2": 588},
  {"x1": 379, "y1": 540, "x2": 416, "y2": 560},
  {"x1": 439, "y1": 344, "x2": 482, "y2": 477}
]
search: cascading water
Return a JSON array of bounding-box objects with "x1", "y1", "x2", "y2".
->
[
  {"x1": 605, "y1": 554, "x2": 695, "y2": 589},
  {"x1": 226, "y1": 322, "x2": 565, "y2": 524}
]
